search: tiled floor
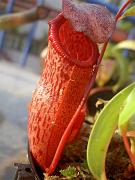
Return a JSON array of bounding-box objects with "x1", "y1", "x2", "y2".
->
[{"x1": 0, "y1": 60, "x2": 39, "y2": 179}]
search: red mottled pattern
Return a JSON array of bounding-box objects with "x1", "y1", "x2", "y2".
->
[
  {"x1": 28, "y1": 42, "x2": 72, "y2": 168},
  {"x1": 28, "y1": 14, "x2": 99, "y2": 173}
]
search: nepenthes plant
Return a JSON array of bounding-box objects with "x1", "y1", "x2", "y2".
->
[
  {"x1": 0, "y1": 0, "x2": 135, "y2": 179},
  {"x1": 27, "y1": 0, "x2": 134, "y2": 177},
  {"x1": 28, "y1": 0, "x2": 116, "y2": 176}
]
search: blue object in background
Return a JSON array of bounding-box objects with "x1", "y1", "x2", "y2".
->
[
  {"x1": 19, "y1": 0, "x2": 45, "y2": 67},
  {"x1": 0, "y1": 0, "x2": 16, "y2": 49}
]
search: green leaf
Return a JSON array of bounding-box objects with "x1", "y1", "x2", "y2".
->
[
  {"x1": 103, "y1": 43, "x2": 114, "y2": 58},
  {"x1": 87, "y1": 82, "x2": 135, "y2": 180},
  {"x1": 118, "y1": 21, "x2": 133, "y2": 31},
  {"x1": 120, "y1": 6, "x2": 135, "y2": 20},
  {"x1": 118, "y1": 87, "x2": 135, "y2": 133},
  {"x1": 112, "y1": 53, "x2": 129, "y2": 91},
  {"x1": 127, "y1": 114, "x2": 135, "y2": 132},
  {"x1": 113, "y1": 40, "x2": 135, "y2": 52}
]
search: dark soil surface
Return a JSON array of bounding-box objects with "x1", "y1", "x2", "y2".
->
[{"x1": 44, "y1": 121, "x2": 135, "y2": 180}]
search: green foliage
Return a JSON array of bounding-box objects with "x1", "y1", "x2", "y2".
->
[
  {"x1": 87, "y1": 82, "x2": 135, "y2": 180},
  {"x1": 60, "y1": 166, "x2": 77, "y2": 178},
  {"x1": 110, "y1": 40, "x2": 135, "y2": 91},
  {"x1": 102, "y1": 41, "x2": 131, "y2": 91},
  {"x1": 127, "y1": 114, "x2": 135, "y2": 132},
  {"x1": 119, "y1": 88, "x2": 135, "y2": 133},
  {"x1": 103, "y1": 43, "x2": 114, "y2": 59},
  {"x1": 112, "y1": 53, "x2": 129, "y2": 91},
  {"x1": 86, "y1": 3, "x2": 135, "y2": 177},
  {"x1": 118, "y1": 21, "x2": 133, "y2": 31}
]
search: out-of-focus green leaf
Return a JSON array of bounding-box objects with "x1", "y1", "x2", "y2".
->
[
  {"x1": 103, "y1": 43, "x2": 114, "y2": 58},
  {"x1": 118, "y1": 21, "x2": 133, "y2": 31},
  {"x1": 96, "y1": 59, "x2": 116, "y2": 86},
  {"x1": 112, "y1": 53, "x2": 129, "y2": 91},
  {"x1": 127, "y1": 116, "x2": 135, "y2": 156},
  {"x1": 118, "y1": 88, "x2": 135, "y2": 133},
  {"x1": 120, "y1": 6, "x2": 135, "y2": 20},
  {"x1": 113, "y1": 40, "x2": 135, "y2": 51},
  {"x1": 127, "y1": 115, "x2": 135, "y2": 132},
  {"x1": 87, "y1": 82, "x2": 135, "y2": 180}
]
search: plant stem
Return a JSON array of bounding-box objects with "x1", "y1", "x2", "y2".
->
[
  {"x1": 97, "y1": 40, "x2": 109, "y2": 65},
  {"x1": 115, "y1": 0, "x2": 132, "y2": 21},
  {"x1": 0, "y1": 6, "x2": 48, "y2": 30},
  {"x1": 94, "y1": 0, "x2": 132, "y2": 64},
  {"x1": 122, "y1": 133, "x2": 135, "y2": 170},
  {"x1": 98, "y1": 0, "x2": 132, "y2": 64}
]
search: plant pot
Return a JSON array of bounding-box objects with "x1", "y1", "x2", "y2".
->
[{"x1": 28, "y1": 145, "x2": 44, "y2": 180}]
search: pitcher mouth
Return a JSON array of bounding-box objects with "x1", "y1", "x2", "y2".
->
[{"x1": 48, "y1": 13, "x2": 99, "y2": 68}]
